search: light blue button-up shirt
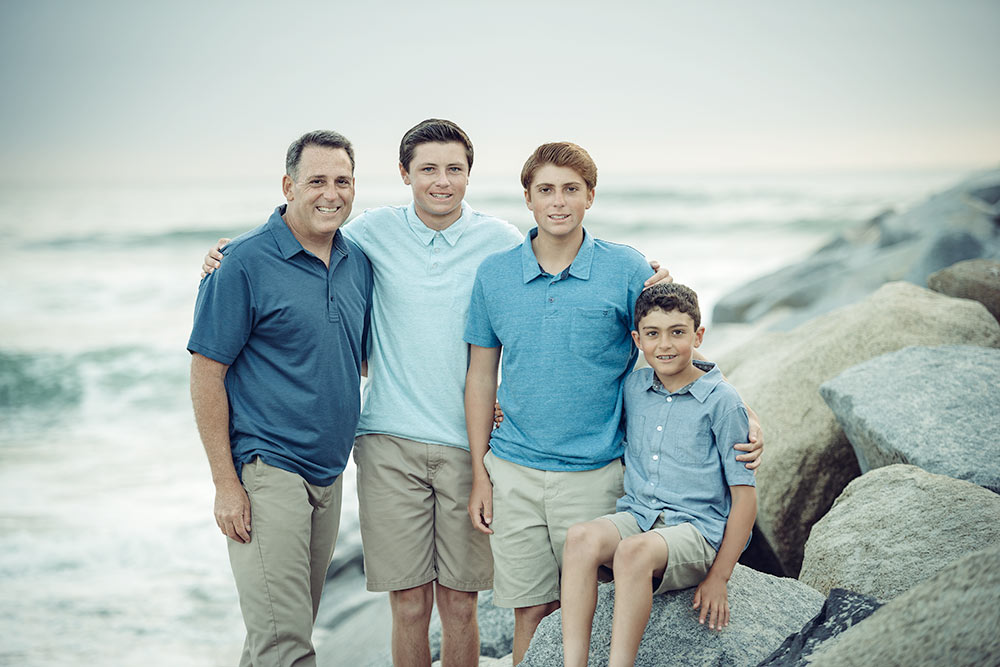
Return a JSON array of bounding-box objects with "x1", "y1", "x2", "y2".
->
[
  {"x1": 342, "y1": 202, "x2": 522, "y2": 450},
  {"x1": 464, "y1": 228, "x2": 654, "y2": 471},
  {"x1": 616, "y1": 365, "x2": 756, "y2": 551}
]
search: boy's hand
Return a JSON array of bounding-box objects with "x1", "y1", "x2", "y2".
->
[
  {"x1": 468, "y1": 474, "x2": 494, "y2": 534},
  {"x1": 201, "y1": 238, "x2": 230, "y2": 278},
  {"x1": 734, "y1": 407, "x2": 764, "y2": 470},
  {"x1": 493, "y1": 400, "x2": 504, "y2": 428},
  {"x1": 692, "y1": 572, "x2": 730, "y2": 631},
  {"x1": 643, "y1": 260, "x2": 673, "y2": 288}
]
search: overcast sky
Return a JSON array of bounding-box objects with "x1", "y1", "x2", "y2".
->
[{"x1": 1, "y1": 0, "x2": 998, "y2": 185}]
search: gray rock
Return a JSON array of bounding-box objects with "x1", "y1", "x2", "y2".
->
[
  {"x1": 713, "y1": 169, "x2": 1000, "y2": 330},
  {"x1": 520, "y1": 565, "x2": 824, "y2": 667},
  {"x1": 429, "y1": 590, "x2": 514, "y2": 662},
  {"x1": 756, "y1": 589, "x2": 882, "y2": 666},
  {"x1": 798, "y1": 465, "x2": 1000, "y2": 601},
  {"x1": 807, "y1": 543, "x2": 1000, "y2": 667},
  {"x1": 820, "y1": 345, "x2": 1000, "y2": 492},
  {"x1": 716, "y1": 282, "x2": 1000, "y2": 576},
  {"x1": 903, "y1": 230, "x2": 984, "y2": 286},
  {"x1": 928, "y1": 258, "x2": 1000, "y2": 323}
]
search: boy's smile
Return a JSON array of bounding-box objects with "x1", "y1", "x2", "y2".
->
[
  {"x1": 524, "y1": 164, "x2": 594, "y2": 240},
  {"x1": 632, "y1": 307, "x2": 705, "y2": 392},
  {"x1": 400, "y1": 141, "x2": 470, "y2": 230}
]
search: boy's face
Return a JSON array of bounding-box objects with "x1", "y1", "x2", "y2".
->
[
  {"x1": 399, "y1": 141, "x2": 469, "y2": 228},
  {"x1": 631, "y1": 307, "x2": 704, "y2": 383},
  {"x1": 524, "y1": 164, "x2": 594, "y2": 239}
]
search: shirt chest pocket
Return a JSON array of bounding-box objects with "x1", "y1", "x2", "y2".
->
[
  {"x1": 664, "y1": 418, "x2": 715, "y2": 465},
  {"x1": 569, "y1": 307, "x2": 622, "y2": 360}
]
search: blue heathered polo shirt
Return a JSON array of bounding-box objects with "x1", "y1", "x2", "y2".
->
[
  {"x1": 616, "y1": 365, "x2": 756, "y2": 551},
  {"x1": 464, "y1": 228, "x2": 653, "y2": 471},
  {"x1": 187, "y1": 205, "x2": 372, "y2": 486}
]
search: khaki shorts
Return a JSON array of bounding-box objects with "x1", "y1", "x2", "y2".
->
[
  {"x1": 603, "y1": 512, "x2": 717, "y2": 594},
  {"x1": 353, "y1": 433, "x2": 493, "y2": 592},
  {"x1": 484, "y1": 450, "x2": 624, "y2": 608}
]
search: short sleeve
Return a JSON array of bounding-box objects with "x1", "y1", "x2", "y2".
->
[
  {"x1": 626, "y1": 256, "x2": 655, "y2": 331},
  {"x1": 187, "y1": 255, "x2": 255, "y2": 365},
  {"x1": 713, "y1": 402, "x2": 757, "y2": 488},
  {"x1": 463, "y1": 269, "x2": 500, "y2": 348}
]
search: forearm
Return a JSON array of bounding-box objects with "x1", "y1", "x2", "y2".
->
[
  {"x1": 190, "y1": 355, "x2": 238, "y2": 486},
  {"x1": 465, "y1": 346, "x2": 500, "y2": 477},
  {"x1": 706, "y1": 486, "x2": 757, "y2": 581}
]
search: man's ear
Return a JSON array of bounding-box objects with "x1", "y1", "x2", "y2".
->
[
  {"x1": 282, "y1": 174, "x2": 294, "y2": 200},
  {"x1": 399, "y1": 162, "x2": 411, "y2": 186}
]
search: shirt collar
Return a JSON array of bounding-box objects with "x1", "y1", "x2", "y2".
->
[
  {"x1": 268, "y1": 204, "x2": 349, "y2": 260},
  {"x1": 520, "y1": 227, "x2": 595, "y2": 284},
  {"x1": 405, "y1": 201, "x2": 472, "y2": 247},
  {"x1": 648, "y1": 361, "x2": 723, "y2": 403}
]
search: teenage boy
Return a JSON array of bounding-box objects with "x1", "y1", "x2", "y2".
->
[
  {"x1": 561, "y1": 283, "x2": 757, "y2": 667},
  {"x1": 201, "y1": 122, "x2": 674, "y2": 666},
  {"x1": 463, "y1": 143, "x2": 762, "y2": 664},
  {"x1": 189, "y1": 130, "x2": 373, "y2": 666}
]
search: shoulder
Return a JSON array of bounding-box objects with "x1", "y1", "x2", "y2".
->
[
  {"x1": 218, "y1": 222, "x2": 273, "y2": 266},
  {"x1": 466, "y1": 206, "x2": 523, "y2": 243},
  {"x1": 625, "y1": 367, "x2": 653, "y2": 393},
  {"x1": 343, "y1": 205, "x2": 407, "y2": 237},
  {"x1": 475, "y1": 241, "x2": 522, "y2": 276},
  {"x1": 706, "y1": 378, "x2": 747, "y2": 419},
  {"x1": 592, "y1": 237, "x2": 650, "y2": 272}
]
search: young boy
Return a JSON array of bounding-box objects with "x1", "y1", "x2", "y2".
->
[
  {"x1": 560, "y1": 283, "x2": 757, "y2": 667},
  {"x1": 463, "y1": 143, "x2": 762, "y2": 664}
]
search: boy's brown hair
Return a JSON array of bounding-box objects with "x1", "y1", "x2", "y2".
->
[
  {"x1": 399, "y1": 118, "x2": 474, "y2": 173},
  {"x1": 634, "y1": 283, "x2": 702, "y2": 330},
  {"x1": 520, "y1": 142, "x2": 598, "y2": 191}
]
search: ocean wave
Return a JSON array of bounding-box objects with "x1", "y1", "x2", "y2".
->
[{"x1": 20, "y1": 228, "x2": 246, "y2": 251}]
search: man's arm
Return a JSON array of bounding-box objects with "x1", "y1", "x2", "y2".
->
[
  {"x1": 466, "y1": 344, "x2": 501, "y2": 535},
  {"x1": 692, "y1": 485, "x2": 757, "y2": 630},
  {"x1": 643, "y1": 259, "x2": 673, "y2": 288},
  {"x1": 692, "y1": 353, "x2": 764, "y2": 470},
  {"x1": 190, "y1": 352, "x2": 251, "y2": 543}
]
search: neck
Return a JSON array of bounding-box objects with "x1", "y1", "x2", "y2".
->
[
  {"x1": 283, "y1": 218, "x2": 336, "y2": 267},
  {"x1": 414, "y1": 203, "x2": 463, "y2": 232},
  {"x1": 531, "y1": 226, "x2": 584, "y2": 275},
  {"x1": 657, "y1": 364, "x2": 705, "y2": 393}
]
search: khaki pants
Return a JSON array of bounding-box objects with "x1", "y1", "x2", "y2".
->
[{"x1": 228, "y1": 457, "x2": 343, "y2": 667}]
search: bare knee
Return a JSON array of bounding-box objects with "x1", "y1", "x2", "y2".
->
[
  {"x1": 437, "y1": 586, "x2": 478, "y2": 628},
  {"x1": 613, "y1": 535, "x2": 663, "y2": 579},
  {"x1": 564, "y1": 522, "x2": 605, "y2": 565},
  {"x1": 390, "y1": 584, "x2": 434, "y2": 626},
  {"x1": 515, "y1": 601, "x2": 560, "y2": 627}
]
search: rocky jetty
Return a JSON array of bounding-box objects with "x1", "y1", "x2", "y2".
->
[
  {"x1": 820, "y1": 345, "x2": 1000, "y2": 492},
  {"x1": 520, "y1": 565, "x2": 823, "y2": 667}
]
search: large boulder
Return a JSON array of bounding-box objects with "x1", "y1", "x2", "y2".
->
[
  {"x1": 798, "y1": 465, "x2": 1000, "y2": 601},
  {"x1": 807, "y1": 543, "x2": 1000, "y2": 666},
  {"x1": 520, "y1": 565, "x2": 824, "y2": 667},
  {"x1": 757, "y1": 589, "x2": 882, "y2": 666},
  {"x1": 820, "y1": 345, "x2": 1000, "y2": 492},
  {"x1": 716, "y1": 282, "x2": 1000, "y2": 576},
  {"x1": 928, "y1": 258, "x2": 1000, "y2": 324}
]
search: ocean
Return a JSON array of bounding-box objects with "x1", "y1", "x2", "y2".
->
[{"x1": 0, "y1": 168, "x2": 967, "y2": 666}]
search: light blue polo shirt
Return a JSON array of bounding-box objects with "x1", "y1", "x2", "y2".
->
[
  {"x1": 616, "y1": 365, "x2": 756, "y2": 551},
  {"x1": 464, "y1": 228, "x2": 654, "y2": 471},
  {"x1": 188, "y1": 205, "x2": 373, "y2": 486},
  {"x1": 342, "y1": 202, "x2": 522, "y2": 449}
]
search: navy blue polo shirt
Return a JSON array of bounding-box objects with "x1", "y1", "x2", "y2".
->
[
  {"x1": 188, "y1": 205, "x2": 372, "y2": 486},
  {"x1": 464, "y1": 228, "x2": 653, "y2": 471}
]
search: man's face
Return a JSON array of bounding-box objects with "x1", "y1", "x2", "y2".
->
[
  {"x1": 399, "y1": 141, "x2": 469, "y2": 229},
  {"x1": 282, "y1": 145, "x2": 355, "y2": 243},
  {"x1": 524, "y1": 164, "x2": 593, "y2": 240}
]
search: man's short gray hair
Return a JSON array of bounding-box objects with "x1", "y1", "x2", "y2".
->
[{"x1": 286, "y1": 130, "x2": 355, "y2": 178}]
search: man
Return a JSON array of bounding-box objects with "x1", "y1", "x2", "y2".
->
[{"x1": 189, "y1": 130, "x2": 372, "y2": 667}]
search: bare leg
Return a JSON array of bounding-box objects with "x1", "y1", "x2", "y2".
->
[
  {"x1": 560, "y1": 520, "x2": 622, "y2": 667},
  {"x1": 436, "y1": 583, "x2": 480, "y2": 667},
  {"x1": 512, "y1": 601, "x2": 560, "y2": 664},
  {"x1": 608, "y1": 533, "x2": 669, "y2": 667},
  {"x1": 390, "y1": 582, "x2": 434, "y2": 667}
]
